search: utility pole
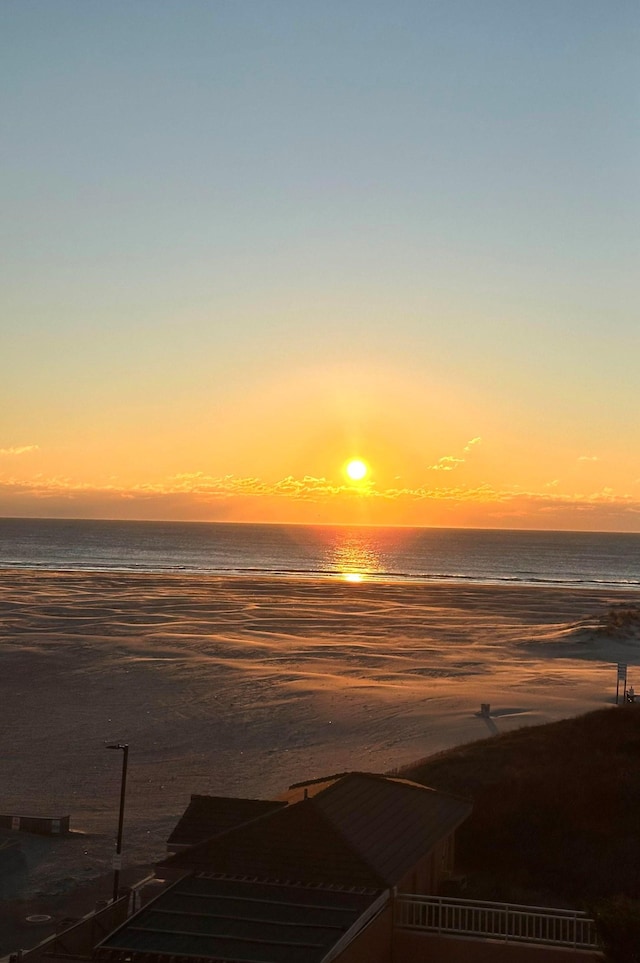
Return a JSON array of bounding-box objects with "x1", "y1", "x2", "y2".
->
[{"x1": 106, "y1": 743, "x2": 129, "y2": 902}]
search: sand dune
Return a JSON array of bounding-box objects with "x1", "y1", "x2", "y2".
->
[{"x1": 0, "y1": 569, "x2": 639, "y2": 903}]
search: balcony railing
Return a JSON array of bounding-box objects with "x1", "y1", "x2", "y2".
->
[{"x1": 394, "y1": 894, "x2": 600, "y2": 950}]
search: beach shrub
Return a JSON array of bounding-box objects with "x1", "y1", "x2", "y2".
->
[
  {"x1": 591, "y1": 896, "x2": 640, "y2": 963},
  {"x1": 401, "y1": 707, "x2": 640, "y2": 907}
]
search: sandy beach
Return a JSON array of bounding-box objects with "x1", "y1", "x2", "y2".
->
[{"x1": 1, "y1": 569, "x2": 639, "y2": 919}]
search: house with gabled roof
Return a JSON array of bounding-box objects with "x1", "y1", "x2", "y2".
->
[
  {"x1": 93, "y1": 772, "x2": 472, "y2": 963},
  {"x1": 158, "y1": 771, "x2": 471, "y2": 894},
  {"x1": 166, "y1": 794, "x2": 287, "y2": 854}
]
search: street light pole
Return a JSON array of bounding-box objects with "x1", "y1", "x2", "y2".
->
[{"x1": 106, "y1": 743, "x2": 129, "y2": 903}]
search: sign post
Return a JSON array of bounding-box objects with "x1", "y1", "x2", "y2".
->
[{"x1": 616, "y1": 663, "x2": 628, "y2": 705}]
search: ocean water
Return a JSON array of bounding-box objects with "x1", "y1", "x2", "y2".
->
[{"x1": 0, "y1": 517, "x2": 639, "y2": 588}]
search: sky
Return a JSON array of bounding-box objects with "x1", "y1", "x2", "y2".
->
[{"x1": 2, "y1": 0, "x2": 639, "y2": 530}]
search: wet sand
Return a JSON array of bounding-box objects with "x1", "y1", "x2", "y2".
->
[{"x1": 0, "y1": 569, "x2": 639, "y2": 918}]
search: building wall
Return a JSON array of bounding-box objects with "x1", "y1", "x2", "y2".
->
[
  {"x1": 333, "y1": 905, "x2": 393, "y2": 963},
  {"x1": 396, "y1": 833, "x2": 455, "y2": 894},
  {"x1": 392, "y1": 931, "x2": 603, "y2": 963}
]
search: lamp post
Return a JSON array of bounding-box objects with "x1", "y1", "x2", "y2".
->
[{"x1": 106, "y1": 743, "x2": 129, "y2": 903}]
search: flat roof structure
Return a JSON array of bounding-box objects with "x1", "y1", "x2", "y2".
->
[{"x1": 95, "y1": 874, "x2": 387, "y2": 963}]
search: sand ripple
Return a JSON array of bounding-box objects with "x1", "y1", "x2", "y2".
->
[{"x1": 0, "y1": 570, "x2": 638, "y2": 898}]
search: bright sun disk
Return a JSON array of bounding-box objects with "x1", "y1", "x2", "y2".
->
[{"x1": 346, "y1": 459, "x2": 368, "y2": 481}]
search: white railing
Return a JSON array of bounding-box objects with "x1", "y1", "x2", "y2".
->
[{"x1": 394, "y1": 894, "x2": 600, "y2": 950}]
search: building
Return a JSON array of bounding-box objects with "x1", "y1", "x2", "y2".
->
[{"x1": 94, "y1": 772, "x2": 472, "y2": 963}]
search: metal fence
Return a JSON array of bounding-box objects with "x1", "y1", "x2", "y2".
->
[{"x1": 394, "y1": 894, "x2": 600, "y2": 950}]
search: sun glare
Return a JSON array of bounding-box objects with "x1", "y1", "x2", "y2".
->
[{"x1": 346, "y1": 459, "x2": 368, "y2": 481}]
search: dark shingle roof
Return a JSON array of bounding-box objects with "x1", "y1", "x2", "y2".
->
[
  {"x1": 96, "y1": 874, "x2": 385, "y2": 963},
  {"x1": 312, "y1": 773, "x2": 472, "y2": 885},
  {"x1": 158, "y1": 799, "x2": 385, "y2": 889},
  {"x1": 159, "y1": 772, "x2": 471, "y2": 891},
  {"x1": 167, "y1": 795, "x2": 286, "y2": 849}
]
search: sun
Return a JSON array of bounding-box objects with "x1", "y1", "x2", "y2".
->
[{"x1": 346, "y1": 459, "x2": 368, "y2": 481}]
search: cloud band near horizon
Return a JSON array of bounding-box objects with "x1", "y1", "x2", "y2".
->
[{"x1": 0, "y1": 471, "x2": 638, "y2": 528}]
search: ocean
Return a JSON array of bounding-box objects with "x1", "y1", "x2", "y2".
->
[{"x1": 0, "y1": 517, "x2": 639, "y2": 588}]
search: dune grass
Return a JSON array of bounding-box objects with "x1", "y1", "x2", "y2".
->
[{"x1": 401, "y1": 705, "x2": 640, "y2": 908}]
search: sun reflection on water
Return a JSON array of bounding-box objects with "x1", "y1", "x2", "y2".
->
[{"x1": 333, "y1": 532, "x2": 382, "y2": 582}]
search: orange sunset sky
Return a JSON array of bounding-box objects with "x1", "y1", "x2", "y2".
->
[{"x1": 3, "y1": 2, "x2": 639, "y2": 531}]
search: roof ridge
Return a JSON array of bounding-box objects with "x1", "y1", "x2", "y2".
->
[
  {"x1": 303, "y1": 796, "x2": 386, "y2": 888},
  {"x1": 288, "y1": 770, "x2": 383, "y2": 791},
  {"x1": 313, "y1": 769, "x2": 472, "y2": 806},
  {"x1": 381, "y1": 772, "x2": 474, "y2": 806},
  {"x1": 188, "y1": 793, "x2": 281, "y2": 803}
]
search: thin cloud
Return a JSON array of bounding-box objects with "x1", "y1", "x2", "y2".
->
[
  {"x1": 428, "y1": 437, "x2": 481, "y2": 471},
  {"x1": 0, "y1": 445, "x2": 39, "y2": 456},
  {"x1": 578, "y1": 455, "x2": 599, "y2": 462},
  {"x1": 428, "y1": 456, "x2": 465, "y2": 472}
]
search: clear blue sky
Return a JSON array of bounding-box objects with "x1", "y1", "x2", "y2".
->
[{"x1": 2, "y1": 1, "x2": 639, "y2": 528}]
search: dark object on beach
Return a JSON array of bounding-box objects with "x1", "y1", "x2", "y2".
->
[{"x1": 0, "y1": 814, "x2": 70, "y2": 836}]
